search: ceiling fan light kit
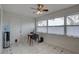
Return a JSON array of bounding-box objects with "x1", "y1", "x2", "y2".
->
[{"x1": 36, "y1": 11, "x2": 43, "y2": 15}]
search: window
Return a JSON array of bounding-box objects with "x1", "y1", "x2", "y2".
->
[
  {"x1": 67, "y1": 26, "x2": 79, "y2": 37},
  {"x1": 48, "y1": 17, "x2": 64, "y2": 35},
  {"x1": 67, "y1": 14, "x2": 79, "y2": 38},
  {"x1": 67, "y1": 14, "x2": 79, "y2": 25},
  {"x1": 36, "y1": 13, "x2": 79, "y2": 38},
  {"x1": 48, "y1": 17, "x2": 64, "y2": 26},
  {"x1": 36, "y1": 20, "x2": 47, "y2": 33},
  {"x1": 37, "y1": 20, "x2": 47, "y2": 26},
  {"x1": 37, "y1": 27, "x2": 47, "y2": 33},
  {"x1": 48, "y1": 26, "x2": 64, "y2": 35}
]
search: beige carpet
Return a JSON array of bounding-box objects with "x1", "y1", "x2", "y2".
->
[{"x1": 1, "y1": 39, "x2": 72, "y2": 54}]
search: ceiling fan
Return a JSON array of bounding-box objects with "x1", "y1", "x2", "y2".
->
[{"x1": 31, "y1": 4, "x2": 48, "y2": 15}]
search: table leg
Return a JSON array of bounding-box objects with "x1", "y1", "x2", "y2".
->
[{"x1": 27, "y1": 36, "x2": 29, "y2": 43}]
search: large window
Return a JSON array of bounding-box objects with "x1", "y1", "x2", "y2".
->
[
  {"x1": 67, "y1": 26, "x2": 79, "y2": 37},
  {"x1": 37, "y1": 27, "x2": 47, "y2": 33},
  {"x1": 36, "y1": 13, "x2": 79, "y2": 38},
  {"x1": 67, "y1": 14, "x2": 79, "y2": 25},
  {"x1": 67, "y1": 14, "x2": 79, "y2": 38},
  {"x1": 48, "y1": 26, "x2": 64, "y2": 35},
  {"x1": 48, "y1": 17, "x2": 64, "y2": 35},
  {"x1": 36, "y1": 20, "x2": 47, "y2": 33},
  {"x1": 48, "y1": 17, "x2": 64, "y2": 26},
  {"x1": 37, "y1": 20, "x2": 47, "y2": 26}
]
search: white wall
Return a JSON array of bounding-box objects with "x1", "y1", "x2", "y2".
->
[
  {"x1": 0, "y1": 5, "x2": 3, "y2": 53},
  {"x1": 3, "y1": 11, "x2": 35, "y2": 44},
  {"x1": 0, "y1": 5, "x2": 1, "y2": 53}
]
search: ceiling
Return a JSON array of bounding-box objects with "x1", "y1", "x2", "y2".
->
[{"x1": 2, "y1": 4, "x2": 76, "y2": 18}]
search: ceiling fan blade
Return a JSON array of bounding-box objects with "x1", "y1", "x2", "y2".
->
[
  {"x1": 43, "y1": 9, "x2": 48, "y2": 12},
  {"x1": 31, "y1": 7, "x2": 37, "y2": 10},
  {"x1": 37, "y1": 4, "x2": 44, "y2": 8}
]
